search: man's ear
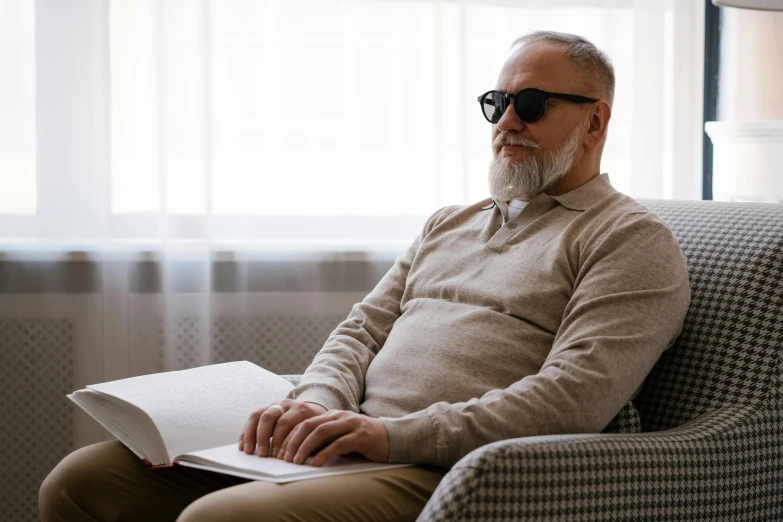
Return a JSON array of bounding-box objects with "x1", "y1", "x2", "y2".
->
[{"x1": 584, "y1": 101, "x2": 611, "y2": 151}]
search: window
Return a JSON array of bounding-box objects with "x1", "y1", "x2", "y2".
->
[
  {"x1": 0, "y1": 0, "x2": 36, "y2": 216},
  {"x1": 0, "y1": 0, "x2": 705, "y2": 244}
]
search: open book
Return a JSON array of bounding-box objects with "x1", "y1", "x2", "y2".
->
[{"x1": 68, "y1": 361, "x2": 412, "y2": 483}]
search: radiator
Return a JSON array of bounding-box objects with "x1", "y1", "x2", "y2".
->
[{"x1": 0, "y1": 289, "x2": 363, "y2": 522}]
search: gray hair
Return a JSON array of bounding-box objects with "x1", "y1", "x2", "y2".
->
[{"x1": 511, "y1": 31, "x2": 615, "y2": 107}]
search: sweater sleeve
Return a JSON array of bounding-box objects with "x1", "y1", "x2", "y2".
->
[
  {"x1": 285, "y1": 206, "x2": 459, "y2": 412},
  {"x1": 379, "y1": 211, "x2": 692, "y2": 468}
]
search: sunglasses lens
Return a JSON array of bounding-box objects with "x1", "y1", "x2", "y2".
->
[
  {"x1": 515, "y1": 89, "x2": 547, "y2": 122},
  {"x1": 481, "y1": 91, "x2": 505, "y2": 123}
]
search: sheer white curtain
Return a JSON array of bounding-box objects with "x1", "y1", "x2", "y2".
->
[
  {"x1": 1, "y1": 6, "x2": 706, "y2": 513},
  {"x1": 0, "y1": 0, "x2": 708, "y2": 400},
  {"x1": 1, "y1": 0, "x2": 705, "y2": 248}
]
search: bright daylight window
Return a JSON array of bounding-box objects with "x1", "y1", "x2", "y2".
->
[
  {"x1": 110, "y1": 0, "x2": 644, "y2": 216},
  {"x1": 0, "y1": 0, "x2": 36, "y2": 215},
  {"x1": 110, "y1": 0, "x2": 637, "y2": 216},
  {"x1": 1, "y1": 0, "x2": 702, "y2": 243}
]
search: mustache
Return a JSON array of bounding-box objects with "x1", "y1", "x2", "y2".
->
[{"x1": 492, "y1": 133, "x2": 540, "y2": 151}]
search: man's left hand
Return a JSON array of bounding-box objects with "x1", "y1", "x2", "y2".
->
[{"x1": 274, "y1": 410, "x2": 389, "y2": 467}]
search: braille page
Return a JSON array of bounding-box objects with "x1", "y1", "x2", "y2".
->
[
  {"x1": 176, "y1": 443, "x2": 412, "y2": 483},
  {"x1": 68, "y1": 389, "x2": 159, "y2": 462},
  {"x1": 87, "y1": 361, "x2": 294, "y2": 464}
]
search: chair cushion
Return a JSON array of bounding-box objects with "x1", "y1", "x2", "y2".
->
[
  {"x1": 636, "y1": 200, "x2": 783, "y2": 431},
  {"x1": 601, "y1": 400, "x2": 642, "y2": 433}
]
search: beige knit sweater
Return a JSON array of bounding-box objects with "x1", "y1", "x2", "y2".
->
[{"x1": 286, "y1": 174, "x2": 691, "y2": 469}]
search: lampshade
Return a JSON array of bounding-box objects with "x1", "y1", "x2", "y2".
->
[{"x1": 712, "y1": 0, "x2": 783, "y2": 10}]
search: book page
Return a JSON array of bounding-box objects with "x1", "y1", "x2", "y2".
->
[
  {"x1": 68, "y1": 390, "x2": 160, "y2": 462},
  {"x1": 88, "y1": 361, "x2": 294, "y2": 463},
  {"x1": 176, "y1": 443, "x2": 413, "y2": 483}
]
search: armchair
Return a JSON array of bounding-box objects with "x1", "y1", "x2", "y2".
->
[{"x1": 288, "y1": 200, "x2": 783, "y2": 520}]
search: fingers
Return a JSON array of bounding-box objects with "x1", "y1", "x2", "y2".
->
[
  {"x1": 288, "y1": 414, "x2": 354, "y2": 465},
  {"x1": 310, "y1": 433, "x2": 357, "y2": 467},
  {"x1": 255, "y1": 404, "x2": 286, "y2": 457},
  {"x1": 241, "y1": 409, "x2": 263, "y2": 455},
  {"x1": 269, "y1": 401, "x2": 329, "y2": 458},
  {"x1": 284, "y1": 413, "x2": 388, "y2": 466},
  {"x1": 269, "y1": 411, "x2": 300, "y2": 458},
  {"x1": 240, "y1": 402, "x2": 284, "y2": 456},
  {"x1": 276, "y1": 411, "x2": 335, "y2": 462},
  {"x1": 239, "y1": 400, "x2": 330, "y2": 458}
]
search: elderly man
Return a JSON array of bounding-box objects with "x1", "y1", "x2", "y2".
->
[{"x1": 40, "y1": 31, "x2": 690, "y2": 522}]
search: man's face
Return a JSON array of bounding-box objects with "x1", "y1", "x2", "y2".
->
[{"x1": 488, "y1": 42, "x2": 589, "y2": 201}]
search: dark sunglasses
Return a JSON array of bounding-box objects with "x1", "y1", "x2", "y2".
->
[{"x1": 477, "y1": 88, "x2": 598, "y2": 124}]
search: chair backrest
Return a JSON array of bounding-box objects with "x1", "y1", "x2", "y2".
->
[{"x1": 634, "y1": 200, "x2": 783, "y2": 431}]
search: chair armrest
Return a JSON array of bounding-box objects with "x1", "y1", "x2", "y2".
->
[
  {"x1": 418, "y1": 404, "x2": 782, "y2": 521},
  {"x1": 280, "y1": 374, "x2": 302, "y2": 386}
]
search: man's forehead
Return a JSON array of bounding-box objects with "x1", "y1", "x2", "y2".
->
[{"x1": 495, "y1": 42, "x2": 578, "y2": 93}]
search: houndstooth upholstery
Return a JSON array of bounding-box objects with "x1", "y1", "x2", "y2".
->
[
  {"x1": 601, "y1": 400, "x2": 642, "y2": 434},
  {"x1": 285, "y1": 200, "x2": 783, "y2": 520},
  {"x1": 416, "y1": 200, "x2": 783, "y2": 521}
]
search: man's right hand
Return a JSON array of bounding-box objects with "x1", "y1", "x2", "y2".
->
[{"x1": 238, "y1": 400, "x2": 328, "y2": 458}]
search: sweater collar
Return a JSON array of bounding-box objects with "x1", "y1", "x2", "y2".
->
[
  {"x1": 481, "y1": 173, "x2": 615, "y2": 212},
  {"x1": 549, "y1": 173, "x2": 615, "y2": 211}
]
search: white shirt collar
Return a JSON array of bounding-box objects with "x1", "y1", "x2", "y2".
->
[{"x1": 495, "y1": 199, "x2": 530, "y2": 223}]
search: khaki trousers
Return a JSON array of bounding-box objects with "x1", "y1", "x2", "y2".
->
[{"x1": 39, "y1": 441, "x2": 448, "y2": 522}]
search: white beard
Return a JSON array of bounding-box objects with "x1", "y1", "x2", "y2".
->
[{"x1": 488, "y1": 126, "x2": 583, "y2": 202}]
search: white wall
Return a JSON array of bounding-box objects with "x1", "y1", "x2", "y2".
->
[
  {"x1": 707, "y1": 7, "x2": 783, "y2": 203},
  {"x1": 718, "y1": 7, "x2": 783, "y2": 121}
]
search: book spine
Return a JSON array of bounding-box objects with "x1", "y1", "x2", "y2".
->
[{"x1": 143, "y1": 458, "x2": 174, "y2": 469}]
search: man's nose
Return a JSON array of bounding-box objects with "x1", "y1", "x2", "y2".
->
[{"x1": 496, "y1": 101, "x2": 525, "y2": 133}]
